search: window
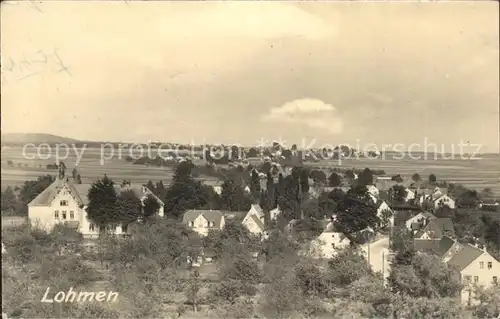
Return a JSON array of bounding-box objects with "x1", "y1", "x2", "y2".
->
[
  {"x1": 62, "y1": 211, "x2": 67, "y2": 220},
  {"x1": 100, "y1": 226, "x2": 106, "y2": 233},
  {"x1": 122, "y1": 224, "x2": 128, "y2": 233},
  {"x1": 189, "y1": 221, "x2": 194, "y2": 227},
  {"x1": 493, "y1": 276, "x2": 498, "y2": 285},
  {"x1": 474, "y1": 276, "x2": 479, "y2": 283},
  {"x1": 89, "y1": 223, "x2": 95, "y2": 231},
  {"x1": 54, "y1": 211, "x2": 59, "y2": 219},
  {"x1": 70, "y1": 211, "x2": 74, "y2": 219},
  {"x1": 488, "y1": 262, "x2": 492, "y2": 269},
  {"x1": 480, "y1": 262, "x2": 484, "y2": 269},
  {"x1": 60, "y1": 200, "x2": 68, "y2": 206}
]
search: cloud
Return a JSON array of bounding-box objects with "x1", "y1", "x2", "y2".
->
[{"x1": 262, "y1": 98, "x2": 343, "y2": 134}]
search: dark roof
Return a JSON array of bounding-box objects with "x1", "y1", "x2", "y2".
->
[
  {"x1": 391, "y1": 204, "x2": 423, "y2": 211},
  {"x1": 413, "y1": 236, "x2": 456, "y2": 257},
  {"x1": 251, "y1": 204, "x2": 263, "y2": 215},
  {"x1": 28, "y1": 179, "x2": 64, "y2": 207},
  {"x1": 447, "y1": 244, "x2": 485, "y2": 271},
  {"x1": 414, "y1": 218, "x2": 455, "y2": 239},
  {"x1": 182, "y1": 210, "x2": 224, "y2": 226},
  {"x1": 223, "y1": 211, "x2": 247, "y2": 221}
]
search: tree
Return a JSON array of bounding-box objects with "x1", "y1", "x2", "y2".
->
[
  {"x1": 345, "y1": 169, "x2": 356, "y2": 181},
  {"x1": 391, "y1": 174, "x2": 403, "y2": 183},
  {"x1": 328, "y1": 172, "x2": 342, "y2": 187},
  {"x1": 389, "y1": 253, "x2": 462, "y2": 298},
  {"x1": 218, "y1": 252, "x2": 261, "y2": 285},
  {"x1": 115, "y1": 189, "x2": 142, "y2": 223},
  {"x1": 412, "y1": 173, "x2": 421, "y2": 183},
  {"x1": 456, "y1": 189, "x2": 480, "y2": 208},
  {"x1": 395, "y1": 296, "x2": 467, "y2": 319},
  {"x1": 17, "y1": 175, "x2": 54, "y2": 215},
  {"x1": 220, "y1": 178, "x2": 252, "y2": 211},
  {"x1": 484, "y1": 218, "x2": 500, "y2": 251},
  {"x1": 388, "y1": 185, "x2": 407, "y2": 204},
  {"x1": 309, "y1": 170, "x2": 327, "y2": 184},
  {"x1": 260, "y1": 162, "x2": 272, "y2": 174},
  {"x1": 249, "y1": 169, "x2": 261, "y2": 199},
  {"x1": 86, "y1": 175, "x2": 118, "y2": 225},
  {"x1": 143, "y1": 194, "x2": 160, "y2": 218},
  {"x1": 1, "y1": 186, "x2": 18, "y2": 215},
  {"x1": 154, "y1": 181, "x2": 167, "y2": 200},
  {"x1": 317, "y1": 191, "x2": 340, "y2": 219},
  {"x1": 260, "y1": 230, "x2": 299, "y2": 263},
  {"x1": 50, "y1": 224, "x2": 83, "y2": 256},
  {"x1": 203, "y1": 219, "x2": 256, "y2": 259},
  {"x1": 277, "y1": 175, "x2": 300, "y2": 221},
  {"x1": 357, "y1": 168, "x2": 374, "y2": 186},
  {"x1": 334, "y1": 186, "x2": 380, "y2": 240},
  {"x1": 247, "y1": 147, "x2": 259, "y2": 158},
  {"x1": 471, "y1": 285, "x2": 500, "y2": 318},
  {"x1": 428, "y1": 173, "x2": 437, "y2": 184},
  {"x1": 390, "y1": 227, "x2": 416, "y2": 266},
  {"x1": 164, "y1": 162, "x2": 214, "y2": 218},
  {"x1": 328, "y1": 247, "x2": 373, "y2": 286},
  {"x1": 260, "y1": 262, "x2": 304, "y2": 319},
  {"x1": 184, "y1": 270, "x2": 201, "y2": 313}
]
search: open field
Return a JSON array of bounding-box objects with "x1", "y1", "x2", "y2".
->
[
  {"x1": 1, "y1": 146, "x2": 500, "y2": 196},
  {"x1": 1, "y1": 147, "x2": 189, "y2": 190}
]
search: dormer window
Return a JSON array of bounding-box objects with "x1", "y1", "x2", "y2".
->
[
  {"x1": 189, "y1": 221, "x2": 194, "y2": 228},
  {"x1": 207, "y1": 221, "x2": 215, "y2": 227},
  {"x1": 60, "y1": 200, "x2": 68, "y2": 206}
]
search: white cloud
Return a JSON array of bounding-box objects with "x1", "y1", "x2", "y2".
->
[{"x1": 262, "y1": 98, "x2": 343, "y2": 134}]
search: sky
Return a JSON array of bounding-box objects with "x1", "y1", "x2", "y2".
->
[{"x1": 1, "y1": 1, "x2": 499, "y2": 152}]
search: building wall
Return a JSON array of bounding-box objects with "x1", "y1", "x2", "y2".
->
[
  {"x1": 188, "y1": 215, "x2": 210, "y2": 237},
  {"x1": 270, "y1": 208, "x2": 280, "y2": 221},
  {"x1": 405, "y1": 213, "x2": 424, "y2": 230},
  {"x1": 243, "y1": 217, "x2": 263, "y2": 235},
  {"x1": 405, "y1": 189, "x2": 415, "y2": 201},
  {"x1": 377, "y1": 202, "x2": 394, "y2": 227},
  {"x1": 48, "y1": 186, "x2": 84, "y2": 228},
  {"x1": 435, "y1": 196, "x2": 456, "y2": 209},
  {"x1": 461, "y1": 252, "x2": 500, "y2": 288},
  {"x1": 28, "y1": 206, "x2": 54, "y2": 231},
  {"x1": 310, "y1": 232, "x2": 350, "y2": 259}
]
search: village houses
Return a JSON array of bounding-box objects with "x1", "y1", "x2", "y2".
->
[
  {"x1": 242, "y1": 204, "x2": 266, "y2": 236},
  {"x1": 417, "y1": 187, "x2": 456, "y2": 209},
  {"x1": 27, "y1": 176, "x2": 164, "y2": 238},
  {"x1": 182, "y1": 210, "x2": 225, "y2": 237},
  {"x1": 448, "y1": 244, "x2": 500, "y2": 303}
]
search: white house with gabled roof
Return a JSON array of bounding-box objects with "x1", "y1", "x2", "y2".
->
[
  {"x1": 28, "y1": 177, "x2": 164, "y2": 238},
  {"x1": 182, "y1": 210, "x2": 225, "y2": 237}
]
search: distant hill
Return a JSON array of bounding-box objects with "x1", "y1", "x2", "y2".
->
[{"x1": 1, "y1": 133, "x2": 82, "y2": 145}]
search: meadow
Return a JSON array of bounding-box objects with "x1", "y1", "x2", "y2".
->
[{"x1": 1, "y1": 146, "x2": 500, "y2": 196}]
